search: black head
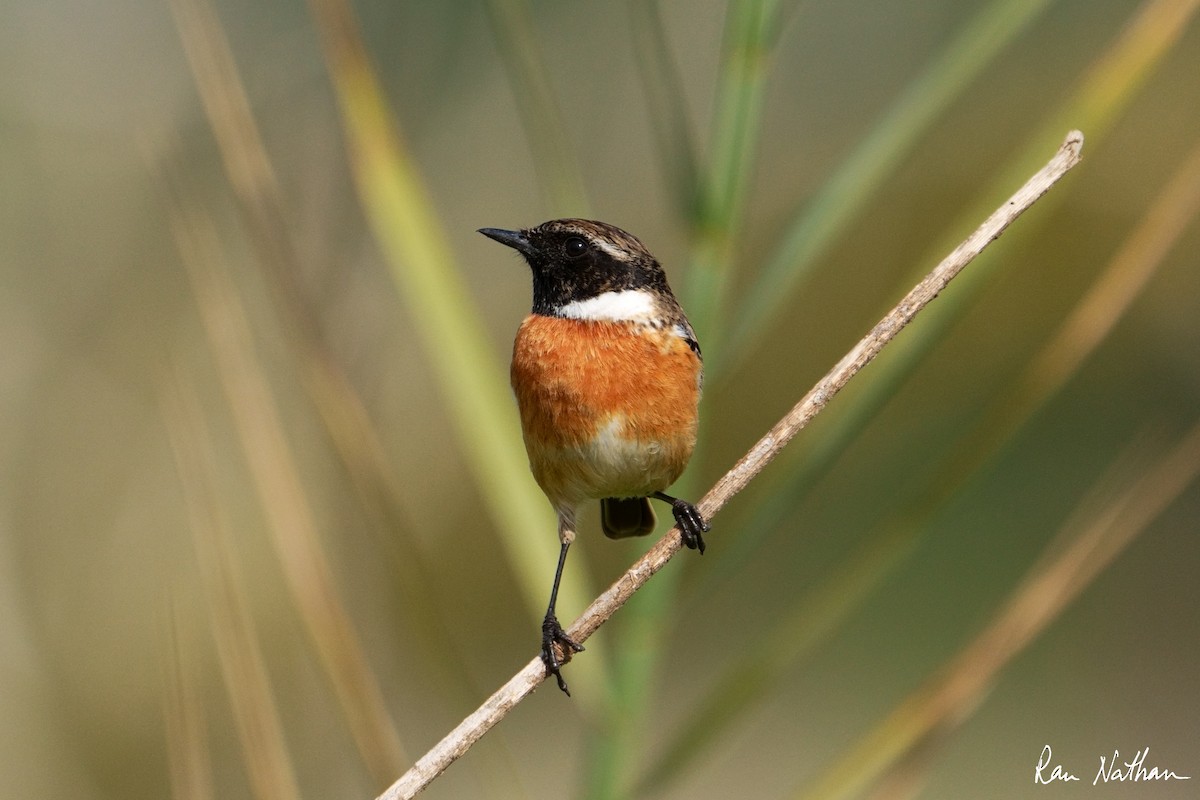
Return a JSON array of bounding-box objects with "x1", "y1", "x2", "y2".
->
[{"x1": 479, "y1": 219, "x2": 675, "y2": 316}]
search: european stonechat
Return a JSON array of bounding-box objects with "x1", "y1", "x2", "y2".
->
[{"x1": 479, "y1": 218, "x2": 709, "y2": 695}]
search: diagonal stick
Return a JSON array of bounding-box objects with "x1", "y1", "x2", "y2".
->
[{"x1": 378, "y1": 130, "x2": 1085, "y2": 800}]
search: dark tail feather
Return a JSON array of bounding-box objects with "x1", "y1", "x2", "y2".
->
[{"x1": 600, "y1": 497, "x2": 657, "y2": 539}]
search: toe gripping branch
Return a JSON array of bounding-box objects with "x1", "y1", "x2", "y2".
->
[
  {"x1": 541, "y1": 614, "x2": 584, "y2": 696},
  {"x1": 655, "y1": 492, "x2": 710, "y2": 554}
]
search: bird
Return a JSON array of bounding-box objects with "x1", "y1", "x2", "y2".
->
[{"x1": 479, "y1": 218, "x2": 710, "y2": 695}]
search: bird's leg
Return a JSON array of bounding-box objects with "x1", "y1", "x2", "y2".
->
[
  {"x1": 652, "y1": 491, "x2": 710, "y2": 555},
  {"x1": 542, "y1": 516, "x2": 584, "y2": 696}
]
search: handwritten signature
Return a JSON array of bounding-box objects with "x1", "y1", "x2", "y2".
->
[{"x1": 1035, "y1": 745, "x2": 1191, "y2": 785}]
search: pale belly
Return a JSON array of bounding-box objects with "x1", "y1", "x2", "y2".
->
[{"x1": 525, "y1": 414, "x2": 688, "y2": 507}]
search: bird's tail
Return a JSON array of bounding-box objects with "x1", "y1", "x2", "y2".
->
[{"x1": 600, "y1": 497, "x2": 657, "y2": 539}]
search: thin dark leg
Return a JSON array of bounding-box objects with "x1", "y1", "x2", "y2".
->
[
  {"x1": 542, "y1": 539, "x2": 584, "y2": 695},
  {"x1": 652, "y1": 491, "x2": 710, "y2": 555}
]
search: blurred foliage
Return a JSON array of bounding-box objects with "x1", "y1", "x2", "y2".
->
[{"x1": 2, "y1": 1, "x2": 1199, "y2": 799}]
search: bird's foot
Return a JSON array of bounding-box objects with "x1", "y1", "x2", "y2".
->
[
  {"x1": 669, "y1": 499, "x2": 710, "y2": 555},
  {"x1": 541, "y1": 613, "x2": 584, "y2": 696}
]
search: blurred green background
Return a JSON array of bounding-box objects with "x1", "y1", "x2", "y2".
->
[{"x1": 3, "y1": 0, "x2": 1198, "y2": 798}]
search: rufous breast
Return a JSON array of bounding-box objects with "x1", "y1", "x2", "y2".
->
[{"x1": 511, "y1": 314, "x2": 701, "y2": 507}]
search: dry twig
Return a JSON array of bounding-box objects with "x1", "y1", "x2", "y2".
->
[{"x1": 378, "y1": 131, "x2": 1084, "y2": 800}]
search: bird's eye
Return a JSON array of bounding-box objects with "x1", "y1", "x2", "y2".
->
[{"x1": 563, "y1": 237, "x2": 589, "y2": 259}]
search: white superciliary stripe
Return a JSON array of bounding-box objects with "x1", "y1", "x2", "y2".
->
[
  {"x1": 591, "y1": 237, "x2": 633, "y2": 262},
  {"x1": 556, "y1": 290, "x2": 658, "y2": 323}
]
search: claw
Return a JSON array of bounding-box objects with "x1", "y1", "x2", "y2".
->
[
  {"x1": 542, "y1": 614, "x2": 584, "y2": 695},
  {"x1": 670, "y1": 499, "x2": 709, "y2": 555}
]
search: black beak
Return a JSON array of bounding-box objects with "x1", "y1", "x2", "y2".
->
[{"x1": 478, "y1": 227, "x2": 534, "y2": 257}]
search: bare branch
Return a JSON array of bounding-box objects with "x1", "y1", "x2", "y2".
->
[{"x1": 378, "y1": 130, "x2": 1085, "y2": 800}]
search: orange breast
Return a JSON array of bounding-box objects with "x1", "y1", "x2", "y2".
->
[{"x1": 511, "y1": 315, "x2": 701, "y2": 509}]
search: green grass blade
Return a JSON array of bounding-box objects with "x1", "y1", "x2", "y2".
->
[
  {"x1": 170, "y1": 0, "x2": 507, "y2": 719},
  {"x1": 795, "y1": 421, "x2": 1200, "y2": 800},
  {"x1": 634, "y1": 520, "x2": 918, "y2": 797},
  {"x1": 699, "y1": 0, "x2": 1200, "y2": 596},
  {"x1": 719, "y1": 0, "x2": 1058, "y2": 377},
  {"x1": 582, "y1": 555, "x2": 685, "y2": 800},
  {"x1": 644, "y1": 121, "x2": 1200, "y2": 790},
  {"x1": 306, "y1": 0, "x2": 610, "y2": 697},
  {"x1": 637, "y1": 3, "x2": 1199, "y2": 788},
  {"x1": 584, "y1": 4, "x2": 792, "y2": 793},
  {"x1": 683, "y1": 0, "x2": 788, "y2": 345}
]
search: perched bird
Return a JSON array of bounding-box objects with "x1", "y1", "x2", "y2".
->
[{"x1": 479, "y1": 218, "x2": 710, "y2": 695}]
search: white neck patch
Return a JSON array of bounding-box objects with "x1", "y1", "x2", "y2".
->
[{"x1": 556, "y1": 290, "x2": 658, "y2": 323}]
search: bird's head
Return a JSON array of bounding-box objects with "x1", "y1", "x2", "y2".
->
[{"x1": 479, "y1": 219, "x2": 677, "y2": 320}]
